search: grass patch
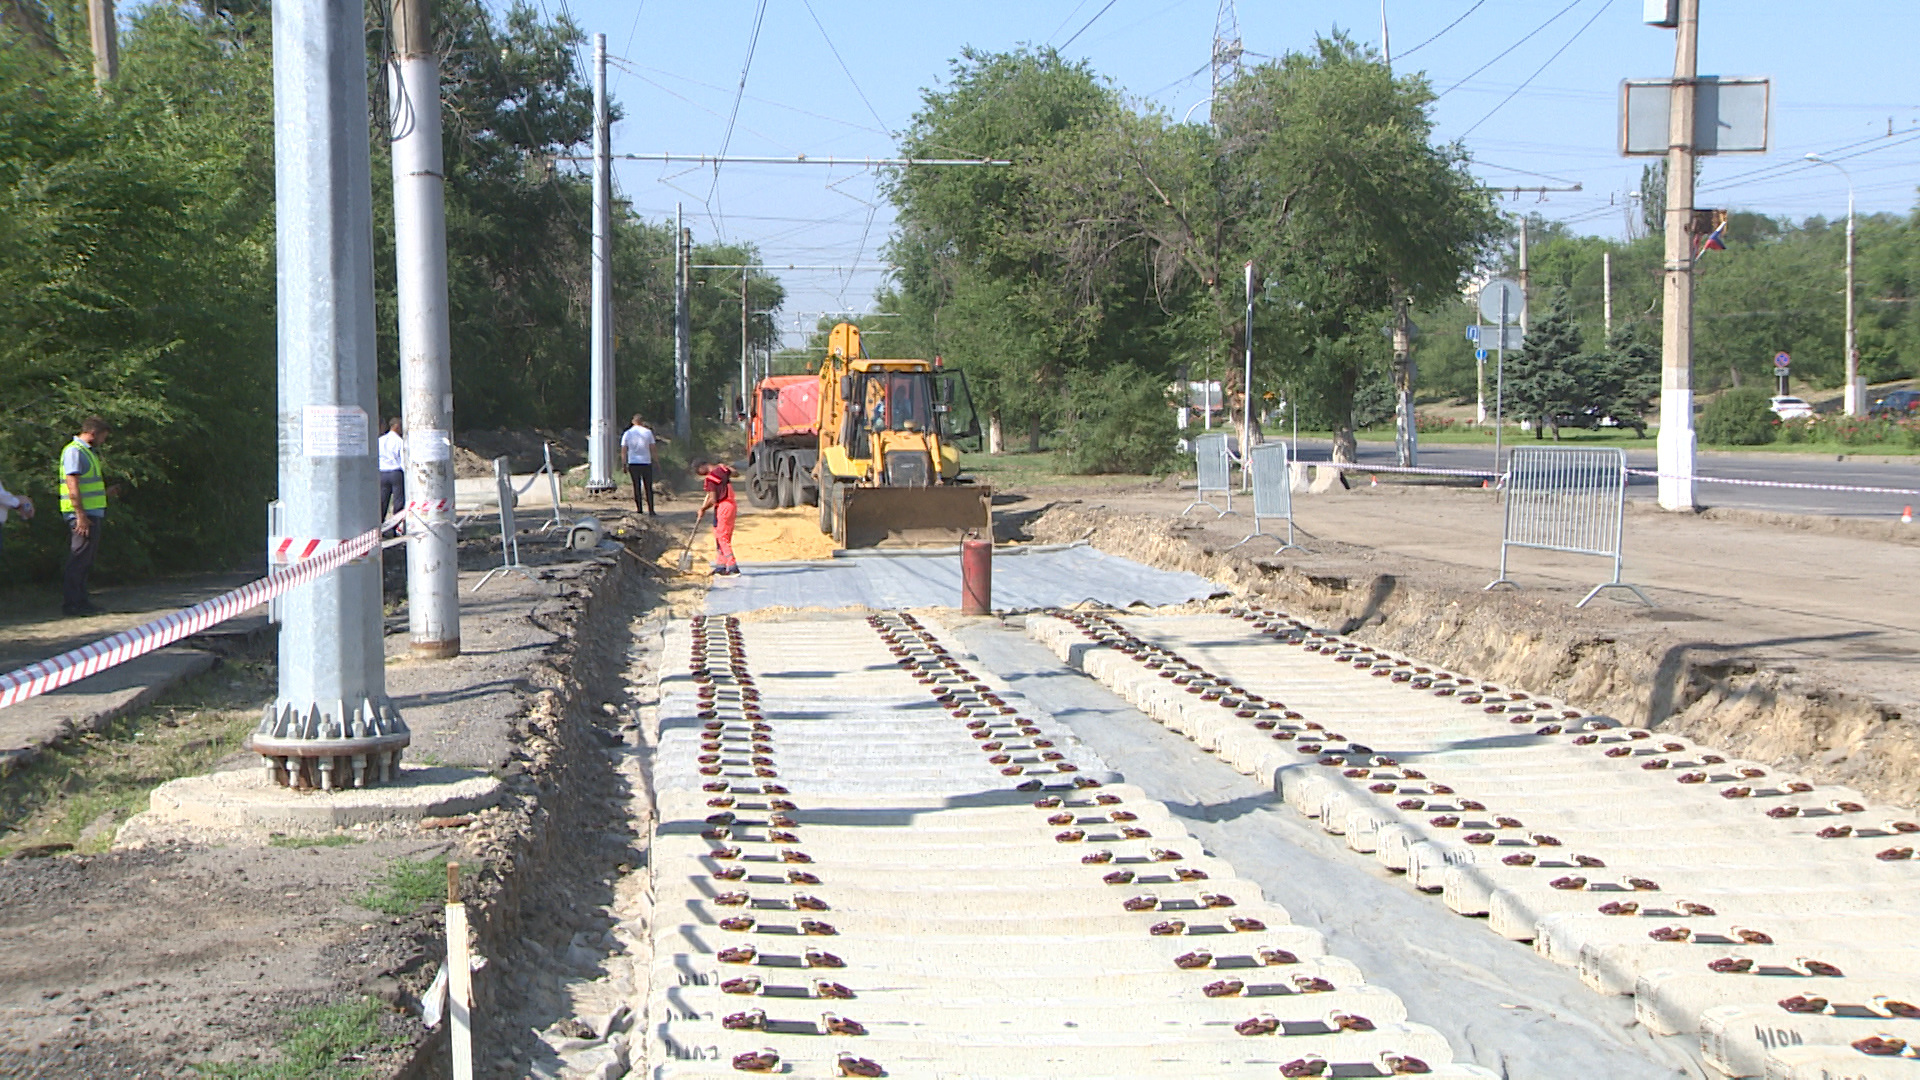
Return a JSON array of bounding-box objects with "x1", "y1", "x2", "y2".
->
[
  {"x1": 268, "y1": 833, "x2": 363, "y2": 850},
  {"x1": 195, "y1": 996, "x2": 399, "y2": 1080},
  {"x1": 0, "y1": 660, "x2": 271, "y2": 858},
  {"x1": 355, "y1": 855, "x2": 449, "y2": 915}
]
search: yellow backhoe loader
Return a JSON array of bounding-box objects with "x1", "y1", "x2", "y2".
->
[{"x1": 811, "y1": 322, "x2": 990, "y2": 548}]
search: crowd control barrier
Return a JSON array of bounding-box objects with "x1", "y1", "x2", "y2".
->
[
  {"x1": 1229, "y1": 442, "x2": 1305, "y2": 554},
  {"x1": 1182, "y1": 432, "x2": 1236, "y2": 517},
  {"x1": 1486, "y1": 447, "x2": 1650, "y2": 608}
]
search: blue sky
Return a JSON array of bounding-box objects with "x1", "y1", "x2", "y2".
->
[{"x1": 533, "y1": 0, "x2": 1920, "y2": 343}]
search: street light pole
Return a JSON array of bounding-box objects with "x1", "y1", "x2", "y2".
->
[
  {"x1": 1805, "y1": 154, "x2": 1860, "y2": 415},
  {"x1": 1655, "y1": 0, "x2": 1700, "y2": 511}
]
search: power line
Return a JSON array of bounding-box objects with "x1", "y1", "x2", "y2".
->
[
  {"x1": 708, "y1": 0, "x2": 773, "y2": 225},
  {"x1": 800, "y1": 0, "x2": 891, "y2": 132},
  {"x1": 1060, "y1": 0, "x2": 1121, "y2": 50},
  {"x1": 1436, "y1": 0, "x2": 1580, "y2": 101},
  {"x1": 1397, "y1": 0, "x2": 1486, "y2": 61},
  {"x1": 1458, "y1": 0, "x2": 1610, "y2": 138},
  {"x1": 1046, "y1": 0, "x2": 1096, "y2": 45}
]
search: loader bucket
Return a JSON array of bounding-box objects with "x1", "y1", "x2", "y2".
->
[{"x1": 835, "y1": 485, "x2": 993, "y2": 549}]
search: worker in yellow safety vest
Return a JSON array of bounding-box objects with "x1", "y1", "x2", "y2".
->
[{"x1": 58, "y1": 417, "x2": 117, "y2": 617}]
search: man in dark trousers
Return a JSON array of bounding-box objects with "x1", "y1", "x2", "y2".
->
[
  {"x1": 621, "y1": 415, "x2": 665, "y2": 516},
  {"x1": 59, "y1": 417, "x2": 117, "y2": 616},
  {"x1": 377, "y1": 416, "x2": 407, "y2": 530}
]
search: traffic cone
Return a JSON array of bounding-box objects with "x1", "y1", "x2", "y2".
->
[
  {"x1": 1904, "y1": 506, "x2": 1913, "y2": 525},
  {"x1": 1370, "y1": 475, "x2": 1379, "y2": 487}
]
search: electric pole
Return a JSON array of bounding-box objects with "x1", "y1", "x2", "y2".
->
[
  {"x1": 257, "y1": 0, "x2": 407, "y2": 789},
  {"x1": 1241, "y1": 261, "x2": 1256, "y2": 454},
  {"x1": 586, "y1": 33, "x2": 617, "y2": 492},
  {"x1": 388, "y1": 0, "x2": 459, "y2": 659},
  {"x1": 87, "y1": 0, "x2": 117, "y2": 87},
  {"x1": 1657, "y1": 0, "x2": 1699, "y2": 510},
  {"x1": 739, "y1": 267, "x2": 751, "y2": 428},
  {"x1": 674, "y1": 205, "x2": 691, "y2": 442},
  {"x1": 1603, "y1": 251, "x2": 1613, "y2": 335},
  {"x1": 1517, "y1": 217, "x2": 1531, "y2": 333}
]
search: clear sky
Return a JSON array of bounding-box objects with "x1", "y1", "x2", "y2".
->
[{"x1": 533, "y1": 0, "x2": 1920, "y2": 344}]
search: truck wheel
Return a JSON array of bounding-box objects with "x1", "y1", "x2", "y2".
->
[
  {"x1": 747, "y1": 453, "x2": 778, "y2": 509},
  {"x1": 776, "y1": 457, "x2": 796, "y2": 508}
]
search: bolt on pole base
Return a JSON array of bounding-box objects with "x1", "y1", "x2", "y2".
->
[{"x1": 251, "y1": 700, "x2": 409, "y2": 791}]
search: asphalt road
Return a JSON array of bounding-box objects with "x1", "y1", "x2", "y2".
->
[{"x1": 1282, "y1": 438, "x2": 1920, "y2": 518}]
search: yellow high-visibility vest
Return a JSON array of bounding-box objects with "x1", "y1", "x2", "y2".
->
[{"x1": 58, "y1": 439, "x2": 106, "y2": 514}]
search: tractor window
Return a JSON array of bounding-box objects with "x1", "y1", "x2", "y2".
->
[
  {"x1": 866, "y1": 372, "x2": 932, "y2": 433},
  {"x1": 935, "y1": 370, "x2": 981, "y2": 445}
]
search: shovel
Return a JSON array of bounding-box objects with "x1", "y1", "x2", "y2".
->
[{"x1": 676, "y1": 510, "x2": 703, "y2": 573}]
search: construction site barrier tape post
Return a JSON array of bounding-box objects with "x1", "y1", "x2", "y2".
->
[{"x1": 0, "y1": 517, "x2": 391, "y2": 711}]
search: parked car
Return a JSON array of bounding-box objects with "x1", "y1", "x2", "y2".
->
[
  {"x1": 1769, "y1": 395, "x2": 1815, "y2": 420},
  {"x1": 1868, "y1": 389, "x2": 1920, "y2": 417}
]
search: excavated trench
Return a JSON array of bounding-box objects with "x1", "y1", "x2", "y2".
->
[{"x1": 1016, "y1": 501, "x2": 1920, "y2": 811}]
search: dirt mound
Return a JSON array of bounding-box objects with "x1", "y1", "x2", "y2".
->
[
  {"x1": 1022, "y1": 499, "x2": 1920, "y2": 810},
  {"x1": 455, "y1": 428, "x2": 587, "y2": 477}
]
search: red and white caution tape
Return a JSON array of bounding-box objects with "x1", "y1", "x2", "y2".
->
[
  {"x1": 1295, "y1": 459, "x2": 1507, "y2": 481},
  {"x1": 1, "y1": 521, "x2": 384, "y2": 711},
  {"x1": 1624, "y1": 468, "x2": 1920, "y2": 498}
]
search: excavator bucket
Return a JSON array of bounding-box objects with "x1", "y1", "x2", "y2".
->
[{"x1": 834, "y1": 486, "x2": 992, "y2": 549}]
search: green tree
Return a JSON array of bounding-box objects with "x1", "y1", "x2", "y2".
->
[{"x1": 1503, "y1": 292, "x2": 1584, "y2": 439}]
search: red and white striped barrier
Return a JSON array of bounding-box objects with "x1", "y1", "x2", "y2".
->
[
  {"x1": 1623, "y1": 468, "x2": 1920, "y2": 498},
  {"x1": 1, "y1": 521, "x2": 385, "y2": 711}
]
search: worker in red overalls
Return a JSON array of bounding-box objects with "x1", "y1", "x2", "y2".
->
[{"x1": 693, "y1": 460, "x2": 739, "y2": 576}]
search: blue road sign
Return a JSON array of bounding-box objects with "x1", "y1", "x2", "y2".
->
[
  {"x1": 1475, "y1": 348, "x2": 1488, "y2": 362},
  {"x1": 1466, "y1": 325, "x2": 1481, "y2": 342}
]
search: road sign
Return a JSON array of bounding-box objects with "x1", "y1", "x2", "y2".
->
[
  {"x1": 1478, "y1": 279, "x2": 1524, "y2": 325},
  {"x1": 1622, "y1": 77, "x2": 1770, "y2": 156},
  {"x1": 1774, "y1": 351, "x2": 1791, "y2": 370},
  {"x1": 1465, "y1": 325, "x2": 1480, "y2": 342},
  {"x1": 1475, "y1": 348, "x2": 1488, "y2": 362}
]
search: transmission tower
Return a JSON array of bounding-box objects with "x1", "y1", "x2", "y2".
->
[{"x1": 1211, "y1": 0, "x2": 1244, "y2": 97}]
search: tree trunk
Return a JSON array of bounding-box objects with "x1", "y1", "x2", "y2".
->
[
  {"x1": 1332, "y1": 424, "x2": 1357, "y2": 464},
  {"x1": 987, "y1": 413, "x2": 1004, "y2": 454},
  {"x1": 1027, "y1": 416, "x2": 1042, "y2": 454}
]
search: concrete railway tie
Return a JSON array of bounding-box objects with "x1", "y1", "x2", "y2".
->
[
  {"x1": 1029, "y1": 607, "x2": 1920, "y2": 1077},
  {"x1": 641, "y1": 612, "x2": 1498, "y2": 1078}
]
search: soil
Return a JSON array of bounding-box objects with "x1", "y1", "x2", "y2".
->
[{"x1": 999, "y1": 476, "x2": 1920, "y2": 809}]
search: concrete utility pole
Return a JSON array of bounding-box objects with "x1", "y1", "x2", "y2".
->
[
  {"x1": 586, "y1": 34, "x2": 617, "y2": 492},
  {"x1": 674, "y1": 205, "x2": 691, "y2": 441},
  {"x1": 87, "y1": 0, "x2": 117, "y2": 87},
  {"x1": 388, "y1": 0, "x2": 459, "y2": 659},
  {"x1": 1603, "y1": 251, "x2": 1613, "y2": 335},
  {"x1": 1657, "y1": 0, "x2": 1699, "y2": 510},
  {"x1": 1392, "y1": 299, "x2": 1416, "y2": 467},
  {"x1": 1517, "y1": 217, "x2": 1532, "y2": 333},
  {"x1": 1379, "y1": 0, "x2": 1391, "y2": 73},
  {"x1": 258, "y1": 0, "x2": 407, "y2": 789},
  {"x1": 739, "y1": 267, "x2": 750, "y2": 427},
  {"x1": 1241, "y1": 261, "x2": 1257, "y2": 453},
  {"x1": 1805, "y1": 154, "x2": 1861, "y2": 415}
]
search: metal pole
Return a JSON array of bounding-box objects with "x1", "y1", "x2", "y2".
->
[
  {"x1": 674, "y1": 205, "x2": 691, "y2": 441},
  {"x1": 586, "y1": 34, "x2": 616, "y2": 492},
  {"x1": 740, "y1": 268, "x2": 750, "y2": 429},
  {"x1": 1518, "y1": 216, "x2": 1531, "y2": 334},
  {"x1": 389, "y1": 0, "x2": 459, "y2": 659},
  {"x1": 1242, "y1": 261, "x2": 1255, "y2": 453},
  {"x1": 87, "y1": 0, "x2": 117, "y2": 87},
  {"x1": 1474, "y1": 315, "x2": 1487, "y2": 425},
  {"x1": 260, "y1": 0, "x2": 407, "y2": 789},
  {"x1": 1379, "y1": 0, "x2": 1391, "y2": 72},
  {"x1": 1603, "y1": 251, "x2": 1613, "y2": 335},
  {"x1": 1495, "y1": 289, "x2": 1508, "y2": 476},
  {"x1": 1844, "y1": 180, "x2": 1860, "y2": 415},
  {"x1": 1656, "y1": 0, "x2": 1699, "y2": 510}
]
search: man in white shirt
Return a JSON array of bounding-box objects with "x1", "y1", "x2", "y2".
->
[
  {"x1": 0, "y1": 476, "x2": 33, "y2": 562},
  {"x1": 620, "y1": 415, "x2": 664, "y2": 516},
  {"x1": 377, "y1": 417, "x2": 407, "y2": 528}
]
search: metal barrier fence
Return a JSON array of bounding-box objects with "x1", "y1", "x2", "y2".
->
[
  {"x1": 1182, "y1": 432, "x2": 1236, "y2": 517},
  {"x1": 1229, "y1": 442, "x2": 1305, "y2": 554},
  {"x1": 1486, "y1": 446, "x2": 1650, "y2": 607},
  {"x1": 473, "y1": 456, "x2": 536, "y2": 591}
]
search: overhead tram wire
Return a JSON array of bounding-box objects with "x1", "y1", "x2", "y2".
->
[
  {"x1": 608, "y1": 57, "x2": 890, "y2": 137},
  {"x1": 800, "y1": 0, "x2": 891, "y2": 133},
  {"x1": 1396, "y1": 0, "x2": 1486, "y2": 61},
  {"x1": 1436, "y1": 0, "x2": 1580, "y2": 101},
  {"x1": 1458, "y1": 0, "x2": 1611, "y2": 138},
  {"x1": 1046, "y1": 0, "x2": 1096, "y2": 46},
  {"x1": 1697, "y1": 127, "x2": 1920, "y2": 194},
  {"x1": 707, "y1": 0, "x2": 773, "y2": 234},
  {"x1": 1059, "y1": 0, "x2": 1121, "y2": 51}
]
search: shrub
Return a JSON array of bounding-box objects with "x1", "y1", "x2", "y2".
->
[
  {"x1": 1062, "y1": 365, "x2": 1179, "y2": 475},
  {"x1": 1413, "y1": 413, "x2": 1456, "y2": 433},
  {"x1": 1699, "y1": 387, "x2": 1776, "y2": 446}
]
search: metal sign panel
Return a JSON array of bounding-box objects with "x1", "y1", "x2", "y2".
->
[
  {"x1": 1478, "y1": 279, "x2": 1524, "y2": 325},
  {"x1": 1621, "y1": 77, "x2": 1770, "y2": 156}
]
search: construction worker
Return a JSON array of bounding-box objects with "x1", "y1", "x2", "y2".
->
[
  {"x1": 59, "y1": 417, "x2": 118, "y2": 616},
  {"x1": 693, "y1": 460, "x2": 738, "y2": 576},
  {"x1": 622, "y1": 415, "x2": 665, "y2": 517},
  {"x1": 377, "y1": 416, "x2": 406, "y2": 529}
]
